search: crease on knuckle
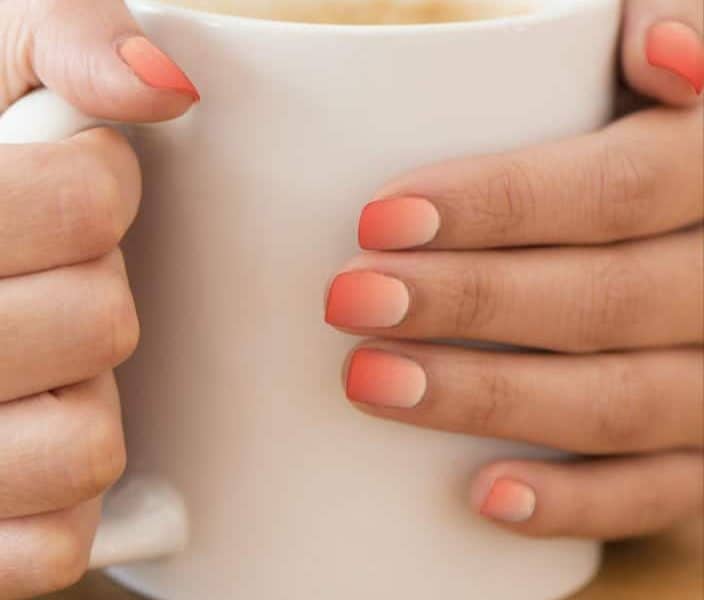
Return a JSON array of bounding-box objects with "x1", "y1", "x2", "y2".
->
[
  {"x1": 453, "y1": 160, "x2": 538, "y2": 241},
  {"x1": 464, "y1": 371, "x2": 512, "y2": 435},
  {"x1": 452, "y1": 265, "x2": 502, "y2": 336},
  {"x1": 570, "y1": 256, "x2": 651, "y2": 352},
  {"x1": 590, "y1": 143, "x2": 656, "y2": 240}
]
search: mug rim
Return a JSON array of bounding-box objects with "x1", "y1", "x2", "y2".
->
[{"x1": 127, "y1": 0, "x2": 616, "y2": 34}]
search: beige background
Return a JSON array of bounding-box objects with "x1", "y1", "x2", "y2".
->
[{"x1": 42, "y1": 517, "x2": 703, "y2": 600}]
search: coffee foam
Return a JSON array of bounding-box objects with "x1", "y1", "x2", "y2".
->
[{"x1": 160, "y1": 0, "x2": 532, "y2": 24}]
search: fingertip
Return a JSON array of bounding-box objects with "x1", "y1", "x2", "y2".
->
[
  {"x1": 27, "y1": 0, "x2": 201, "y2": 123},
  {"x1": 646, "y1": 22, "x2": 704, "y2": 96},
  {"x1": 470, "y1": 461, "x2": 553, "y2": 537},
  {"x1": 358, "y1": 197, "x2": 441, "y2": 251},
  {"x1": 117, "y1": 36, "x2": 200, "y2": 103},
  {"x1": 622, "y1": 12, "x2": 704, "y2": 108}
]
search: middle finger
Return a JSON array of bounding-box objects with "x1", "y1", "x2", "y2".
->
[
  {"x1": 0, "y1": 250, "x2": 139, "y2": 403},
  {"x1": 343, "y1": 343, "x2": 703, "y2": 454},
  {"x1": 326, "y1": 228, "x2": 703, "y2": 352}
]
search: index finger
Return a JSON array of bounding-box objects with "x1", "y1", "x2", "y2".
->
[
  {"x1": 0, "y1": 127, "x2": 140, "y2": 277},
  {"x1": 360, "y1": 106, "x2": 703, "y2": 251}
]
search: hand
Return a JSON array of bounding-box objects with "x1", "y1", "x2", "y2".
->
[
  {"x1": 326, "y1": 0, "x2": 704, "y2": 540},
  {"x1": 0, "y1": 1, "x2": 197, "y2": 597}
]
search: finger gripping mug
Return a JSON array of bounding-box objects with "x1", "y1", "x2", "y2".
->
[{"x1": 0, "y1": 1, "x2": 621, "y2": 598}]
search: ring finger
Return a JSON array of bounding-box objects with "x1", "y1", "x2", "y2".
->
[
  {"x1": 326, "y1": 228, "x2": 703, "y2": 352},
  {"x1": 344, "y1": 343, "x2": 703, "y2": 454},
  {"x1": 0, "y1": 372, "x2": 126, "y2": 519}
]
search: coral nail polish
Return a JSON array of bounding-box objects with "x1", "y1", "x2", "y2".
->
[
  {"x1": 477, "y1": 479, "x2": 537, "y2": 524},
  {"x1": 118, "y1": 36, "x2": 201, "y2": 100},
  {"x1": 346, "y1": 349, "x2": 427, "y2": 408},
  {"x1": 359, "y1": 196, "x2": 441, "y2": 250},
  {"x1": 647, "y1": 22, "x2": 704, "y2": 94},
  {"x1": 325, "y1": 271, "x2": 409, "y2": 329}
]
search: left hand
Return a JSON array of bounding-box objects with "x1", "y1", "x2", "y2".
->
[{"x1": 325, "y1": 0, "x2": 704, "y2": 540}]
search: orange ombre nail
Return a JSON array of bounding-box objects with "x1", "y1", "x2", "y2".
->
[
  {"x1": 118, "y1": 36, "x2": 200, "y2": 100},
  {"x1": 478, "y1": 479, "x2": 537, "y2": 524},
  {"x1": 325, "y1": 271, "x2": 409, "y2": 329},
  {"x1": 345, "y1": 349, "x2": 427, "y2": 408},
  {"x1": 359, "y1": 197, "x2": 440, "y2": 251},
  {"x1": 647, "y1": 22, "x2": 704, "y2": 94}
]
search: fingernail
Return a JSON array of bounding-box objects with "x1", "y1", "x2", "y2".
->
[
  {"x1": 118, "y1": 36, "x2": 201, "y2": 101},
  {"x1": 475, "y1": 478, "x2": 537, "y2": 524},
  {"x1": 359, "y1": 197, "x2": 441, "y2": 250},
  {"x1": 325, "y1": 271, "x2": 410, "y2": 329},
  {"x1": 345, "y1": 349, "x2": 427, "y2": 408},
  {"x1": 647, "y1": 22, "x2": 704, "y2": 94}
]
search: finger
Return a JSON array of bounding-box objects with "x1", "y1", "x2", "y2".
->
[
  {"x1": 0, "y1": 498, "x2": 101, "y2": 599},
  {"x1": 469, "y1": 451, "x2": 704, "y2": 539},
  {"x1": 0, "y1": 128, "x2": 140, "y2": 277},
  {"x1": 0, "y1": 250, "x2": 140, "y2": 402},
  {"x1": 326, "y1": 228, "x2": 703, "y2": 353},
  {"x1": 623, "y1": 0, "x2": 704, "y2": 105},
  {"x1": 0, "y1": 373, "x2": 124, "y2": 519},
  {"x1": 0, "y1": 0, "x2": 198, "y2": 120},
  {"x1": 360, "y1": 107, "x2": 704, "y2": 251},
  {"x1": 343, "y1": 343, "x2": 703, "y2": 454}
]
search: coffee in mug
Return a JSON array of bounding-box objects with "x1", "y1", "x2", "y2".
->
[{"x1": 159, "y1": 0, "x2": 533, "y2": 24}]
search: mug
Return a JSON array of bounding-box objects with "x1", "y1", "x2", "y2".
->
[{"x1": 0, "y1": 0, "x2": 621, "y2": 598}]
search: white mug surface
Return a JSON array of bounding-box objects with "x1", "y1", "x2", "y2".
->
[{"x1": 59, "y1": 0, "x2": 620, "y2": 598}]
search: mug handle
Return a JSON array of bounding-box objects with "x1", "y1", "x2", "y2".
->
[{"x1": 0, "y1": 88, "x2": 189, "y2": 569}]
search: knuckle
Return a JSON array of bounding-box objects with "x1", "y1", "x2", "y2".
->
[
  {"x1": 452, "y1": 265, "x2": 503, "y2": 335},
  {"x1": 90, "y1": 267, "x2": 141, "y2": 367},
  {"x1": 466, "y1": 371, "x2": 512, "y2": 434},
  {"x1": 589, "y1": 143, "x2": 656, "y2": 239},
  {"x1": 568, "y1": 256, "x2": 651, "y2": 352},
  {"x1": 71, "y1": 407, "x2": 127, "y2": 500},
  {"x1": 54, "y1": 140, "x2": 125, "y2": 255},
  {"x1": 459, "y1": 160, "x2": 537, "y2": 240},
  {"x1": 591, "y1": 361, "x2": 650, "y2": 450},
  {"x1": 41, "y1": 526, "x2": 90, "y2": 592}
]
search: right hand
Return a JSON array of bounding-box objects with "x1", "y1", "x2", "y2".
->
[{"x1": 0, "y1": 1, "x2": 198, "y2": 597}]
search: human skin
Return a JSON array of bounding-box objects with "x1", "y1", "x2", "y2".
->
[
  {"x1": 0, "y1": 0, "x2": 701, "y2": 598},
  {"x1": 0, "y1": 1, "x2": 198, "y2": 597},
  {"x1": 326, "y1": 0, "x2": 704, "y2": 541}
]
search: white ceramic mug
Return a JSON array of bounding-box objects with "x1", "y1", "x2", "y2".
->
[{"x1": 0, "y1": 0, "x2": 621, "y2": 598}]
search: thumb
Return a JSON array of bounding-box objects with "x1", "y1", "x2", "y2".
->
[
  {"x1": 1, "y1": 0, "x2": 199, "y2": 122},
  {"x1": 622, "y1": 0, "x2": 704, "y2": 107}
]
